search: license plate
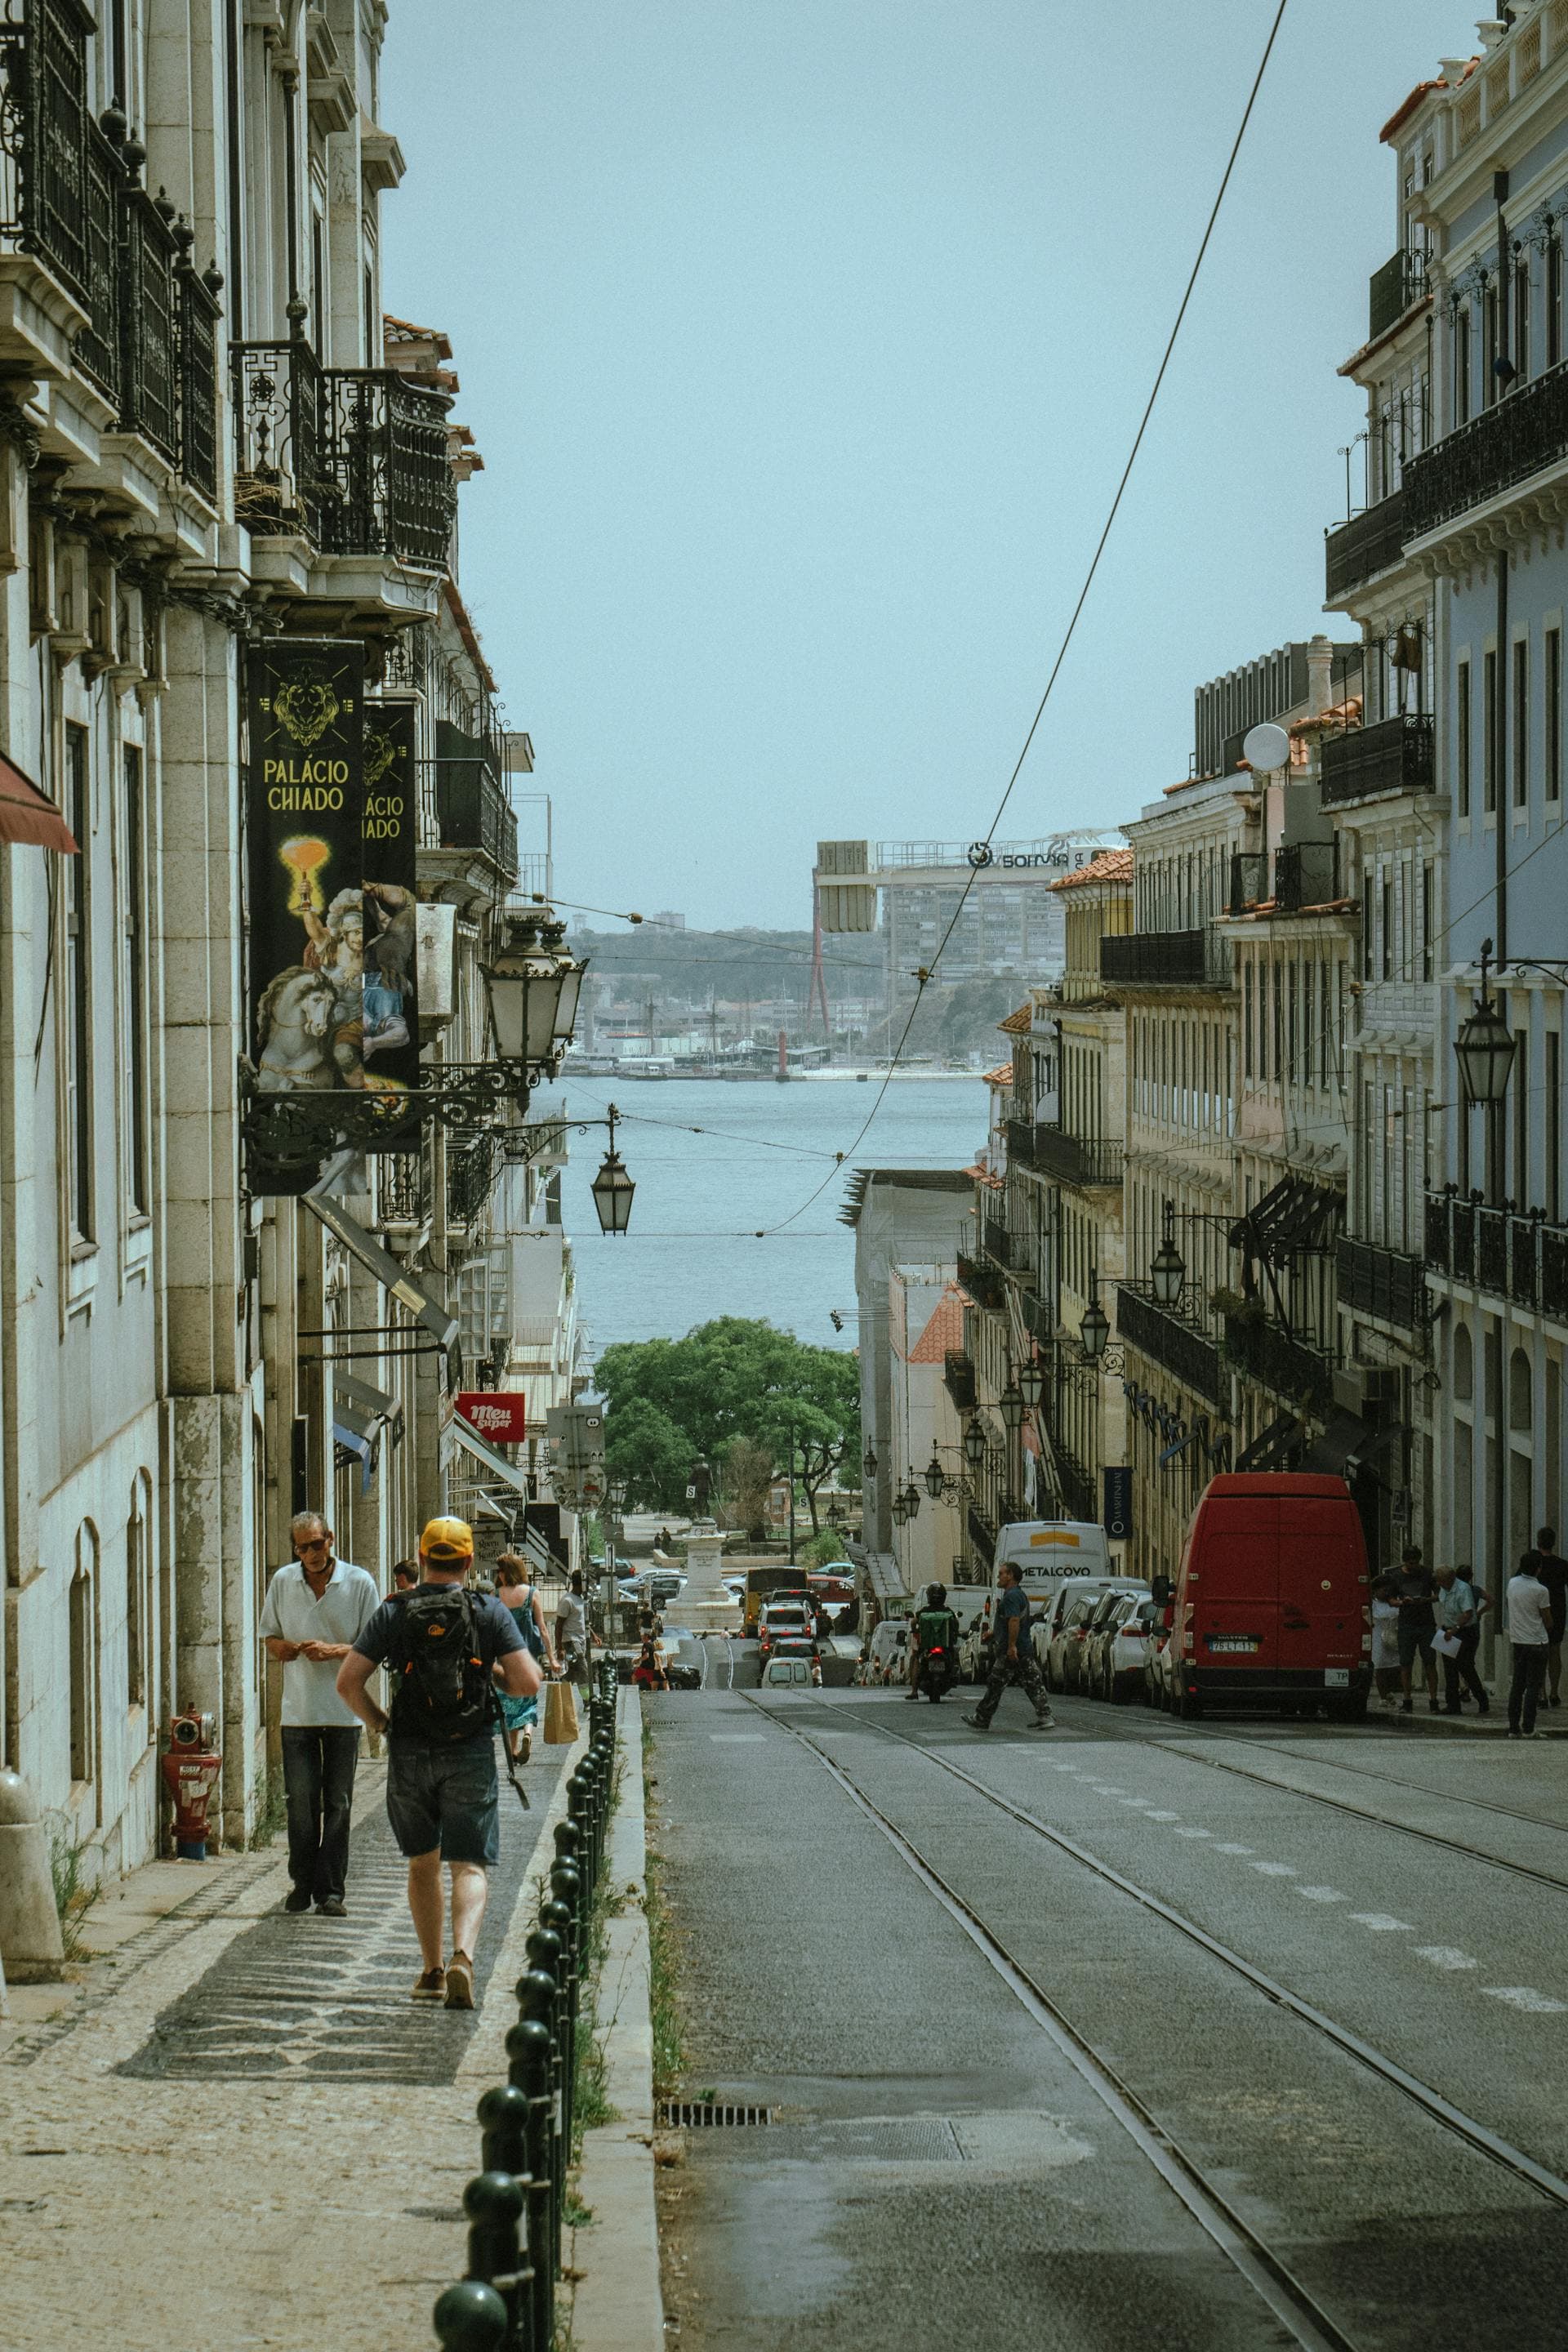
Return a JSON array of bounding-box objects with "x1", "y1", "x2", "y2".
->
[
  {"x1": 1324, "y1": 1668, "x2": 1349, "y2": 1687},
  {"x1": 1207, "y1": 1635, "x2": 1259, "y2": 1653}
]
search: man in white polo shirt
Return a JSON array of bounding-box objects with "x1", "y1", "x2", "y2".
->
[{"x1": 259, "y1": 1511, "x2": 380, "y2": 1916}]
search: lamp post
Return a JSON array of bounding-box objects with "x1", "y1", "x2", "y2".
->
[
  {"x1": 590, "y1": 1103, "x2": 636, "y2": 1235},
  {"x1": 1454, "y1": 937, "x2": 1517, "y2": 1205},
  {"x1": 1080, "y1": 1267, "x2": 1125, "y2": 1376},
  {"x1": 1151, "y1": 1198, "x2": 1186, "y2": 1307}
]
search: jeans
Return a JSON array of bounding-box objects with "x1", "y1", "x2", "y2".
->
[
  {"x1": 1508, "y1": 1644, "x2": 1548, "y2": 1735},
  {"x1": 280, "y1": 1725, "x2": 361, "y2": 1902},
  {"x1": 1441, "y1": 1627, "x2": 1488, "y2": 1713},
  {"x1": 975, "y1": 1646, "x2": 1051, "y2": 1725}
]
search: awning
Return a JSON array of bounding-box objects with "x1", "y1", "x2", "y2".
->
[
  {"x1": 452, "y1": 1406, "x2": 530, "y2": 1496},
  {"x1": 304, "y1": 1171, "x2": 457, "y2": 1349},
  {"x1": 0, "y1": 751, "x2": 76, "y2": 853},
  {"x1": 1230, "y1": 1174, "x2": 1339, "y2": 1267},
  {"x1": 335, "y1": 1371, "x2": 403, "y2": 1445},
  {"x1": 332, "y1": 1403, "x2": 381, "y2": 1494},
  {"x1": 1302, "y1": 1410, "x2": 1370, "y2": 1476},
  {"x1": 1235, "y1": 1413, "x2": 1302, "y2": 1472}
]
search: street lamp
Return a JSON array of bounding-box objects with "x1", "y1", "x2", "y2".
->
[
  {"x1": 1454, "y1": 938, "x2": 1517, "y2": 1107},
  {"x1": 901, "y1": 1478, "x2": 921, "y2": 1521},
  {"x1": 481, "y1": 909, "x2": 586, "y2": 1076},
  {"x1": 963, "y1": 1418, "x2": 987, "y2": 1472},
  {"x1": 1080, "y1": 1286, "x2": 1111, "y2": 1365},
  {"x1": 1018, "y1": 1355, "x2": 1045, "y2": 1413},
  {"x1": 590, "y1": 1103, "x2": 636, "y2": 1235},
  {"x1": 1151, "y1": 1198, "x2": 1186, "y2": 1307},
  {"x1": 863, "y1": 1440, "x2": 878, "y2": 1478},
  {"x1": 890, "y1": 1487, "x2": 910, "y2": 1527},
  {"x1": 924, "y1": 1452, "x2": 946, "y2": 1499},
  {"x1": 1000, "y1": 1376, "x2": 1024, "y2": 1437}
]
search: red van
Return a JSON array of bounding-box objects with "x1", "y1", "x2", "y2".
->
[{"x1": 1155, "y1": 1473, "x2": 1371, "y2": 1722}]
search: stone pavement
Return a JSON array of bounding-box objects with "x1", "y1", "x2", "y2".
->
[{"x1": 0, "y1": 1738, "x2": 575, "y2": 2352}]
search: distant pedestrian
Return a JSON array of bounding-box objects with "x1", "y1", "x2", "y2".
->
[
  {"x1": 1506, "y1": 1552, "x2": 1552, "y2": 1738},
  {"x1": 258, "y1": 1512, "x2": 380, "y2": 1918},
  {"x1": 1521, "y1": 1527, "x2": 1567, "y2": 1710},
  {"x1": 964, "y1": 1562, "x2": 1054, "y2": 1733},
  {"x1": 631, "y1": 1637, "x2": 669, "y2": 1691},
  {"x1": 1434, "y1": 1566, "x2": 1489, "y2": 1715},
  {"x1": 495, "y1": 1555, "x2": 559, "y2": 1766},
  {"x1": 1393, "y1": 1542, "x2": 1440, "y2": 1716},
  {"x1": 391, "y1": 1558, "x2": 419, "y2": 1595},
  {"x1": 557, "y1": 1570, "x2": 593, "y2": 1683},
  {"x1": 1370, "y1": 1575, "x2": 1402, "y2": 1708},
  {"x1": 336, "y1": 1517, "x2": 541, "y2": 2007}
]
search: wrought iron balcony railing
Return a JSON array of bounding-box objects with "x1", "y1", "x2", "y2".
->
[
  {"x1": 1116, "y1": 1283, "x2": 1227, "y2": 1406},
  {"x1": 1228, "y1": 852, "x2": 1267, "y2": 911},
  {"x1": 1368, "y1": 247, "x2": 1427, "y2": 343},
  {"x1": 942, "y1": 1349, "x2": 977, "y2": 1409},
  {"x1": 1324, "y1": 486, "x2": 1409, "y2": 603},
  {"x1": 1335, "y1": 1234, "x2": 1424, "y2": 1330},
  {"x1": 1223, "y1": 1311, "x2": 1334, "y2": 1413},
  {"x1": 447, "y1": 1129, "x2": 502, "y2": 1232},
  {"x1": 966, "y1": 1502, "x2": 996, "y2": 1566},
  {"x1": 233, "y1": 341, "x2": 455, "y2": 568},
  {"x1": 428, "y1": 756, "x2": 518, "y2": 879},
  {"x1": 1425, "y1": 1190, "x2": 1568, "y2": 1322},
  {"x1": 1319, "y1": 712, "x2": 1434, "y2": 808},
  {"x1": 1024, "y1": 1125, "x2": 1124, "y2": 1191},
  {"x1": 1274, "y1": 840, "x2": 1342, "y2": 911},
  {"x1": 1405, "y1": 356, "x2": 1568, "y2": 541},
  {"x1": 377, "y1": 1142, "x2": 432, "y2": 1231},
  {"x1": 1100, "y1": 928, "x2": 1232, "y2": 989},
  {"x1": 956, "y1": 1250, "x2": 1005, "y2": 1313},
  {"x1": 0, "y1": 0, "x2": 95, "y2": 307},
  {"x1": 982, "y1": 1214, "x2": 1014, "y2": 1268}
]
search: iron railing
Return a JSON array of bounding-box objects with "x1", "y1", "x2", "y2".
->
[
  {"x1": 1024, "y1": 1125, "x2": 1124, "y2": 1190},
  {"x1": 177, "y1": 241, "x2": 220, "y2": 502},
  {"x1": 1336, "y1": 1234, "x2": 1423, "y2": 1330},
  {"x1": 1426, "y1": 1190, "x2": 1568, "y2": 1321},
  {"x1": 74, "y1": 107, "x2": 119, "y2": 401},
  {"x1": 0, "y1": 0, "x2": 94, "y2": 303},
  {"x1": 233, "y1": 344, "x2": 455, "y2": 567},
  {"x1": 232, "y1": 339, "x2": 323, "y2": 537},
  {"x1": 1368, "y1": 247, "x2": 1427, "y2": 342},
  {"x1": 431, "y1": 757, "x2": 519, "y2": 880},
  {"x1": 1100, "y1": 928, "x2": 1231, "y2": 988},
  {"x1": 1405, "y1": 356, "x2": 1568, "y2": 540},
  {"x1": 1116, "y1": 1283, "x2": 1227, "y2": 1406},
  {"x1": 1324, "y1": 485, "x2": 1409, "y2": 603},
  {"x1": 956, "y1": 1250, "x2": 1004, "y2": 1312},
  {"x1": 448, "y1": 1129, "x2": 503, "y2": 1231},
  {"x1": 1228, "y1": 852, "x2": 1268, "y2": 911},
  {"x1": 118, "y1": 178, "x2": 179, "y2": 461},
  {"x1": 1274, "y1": 840, "x2": 1341, "y2": 911},
  {"x1": 1319, "y1": 711, "x2": 1434, "y2": 806},
  {"x1": 982, "y1": 1215, "x2": 1014, "y2": 1268},
  {"x1": 1223, "y1": 1312, "x2": 1334, "y2": 1411},
  {"x1": 942, "y1": 1349, "x2": 976, "y2": 1409},
  {"x1": 966, "y1": 1502, "x2": 996, "y2": 1567},
  {"x1": 1045, "y1": 1438, "x2": 1097, "y2": 1527},
  {"x1": 378, "y1": 1143, "x2": 432, "y2": 1231}
]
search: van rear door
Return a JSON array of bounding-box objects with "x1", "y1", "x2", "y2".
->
[
  {"x1": 1277, "y1": 1496, "x2": 1361, "y2": 1678},
  {"x1": 1192, "y1": 1494, "x2": 1280, "y2": 1671}
]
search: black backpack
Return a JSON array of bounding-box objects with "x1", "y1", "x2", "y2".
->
[{"x1": 388, "y1": 1584, "x2": 494, "y2": 1744}]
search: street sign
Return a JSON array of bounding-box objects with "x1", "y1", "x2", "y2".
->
[
  {"x1": 456, "y1": 1392, "x2": 527, "y2": 1444},
  {"x1": 1102, "y1": 1465, "x2": 1133, "y2": 1544}
]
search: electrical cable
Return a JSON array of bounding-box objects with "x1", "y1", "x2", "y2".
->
[{"x1": 755, "y1": 0, "x2": 1291, "y2": 1239}]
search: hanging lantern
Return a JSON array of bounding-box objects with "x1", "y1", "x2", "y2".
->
[
  {"x1": 963, "y1": 1418, "x2": 987, "y2": 1471},
  {"x1": 1018, "y1": 1355, "x2": 1045, "y2": 1412},
  {"x1": 924, "y1": 1453, "x2": 946, "y2": 1499},
  {"x1": 1080, "y1": 1294, "x2": 1111, "y2": 1363},
  {"x1": 1000, "y1": 1377, "x2": 1024, "y2": 1437}
]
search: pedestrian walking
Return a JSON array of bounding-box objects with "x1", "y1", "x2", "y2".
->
[
  {"x1": 1433, "y1": 1566, "x2": 1489, "y2": 1715},
  {"x1": 1392, "y1": 1542, "x2": 1440, "y2": 1716},
  {"x1": 556, "y1": 1570, "x2": 593, "y2": 1684},
  {"x1": 391, "y1": 1558, "x2": 419, "y2": 1595},
  {"x1": 494, "y1": 1554, "x2": 559, "y2": 1765},
  {"x1": 1506, "y1": 1552, "x2": 1552, "y2": 1738},
  {"x1": 1521, "y1": 1527, "x2": 1567, "y2": 1710},
  {"x1": 258, "y1": 1512, "x2": 381, "y2": 1918},
  {"x1": 1370, "y1": 1575, "x2": 1402, "y2": 1708},
  {"x1": 964, "y1": 1562, "x2": 1054, "y2": 1733},
  {"x1": 336, "y1": 1517, "x2": 541, "y2": 2007}
]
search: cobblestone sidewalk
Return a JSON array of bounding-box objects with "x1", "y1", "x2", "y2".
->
[{"x1": 0, "y1": 1742, "x2": 572, "y2": 2352}]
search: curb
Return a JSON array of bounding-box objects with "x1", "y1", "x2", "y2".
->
[
  {"x1": 566, "y1": 1686, "x2": 665, "y2": 2352},
  {"x1": 456, "y1": 1717, "x2": 588, "y2": 2091}
]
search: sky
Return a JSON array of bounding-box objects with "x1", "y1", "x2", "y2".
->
[{"x1": 382, "y1": 0, "x2": 1444, "y2": 932}]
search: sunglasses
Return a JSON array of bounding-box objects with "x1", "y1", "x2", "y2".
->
[{"x1": 296, "y1": 1535, "x2": 331, "y2": 1553}]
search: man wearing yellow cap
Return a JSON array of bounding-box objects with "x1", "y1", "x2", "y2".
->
[{"x1": 337, "y1": 1517, "x2": 541, "y2": 2008}]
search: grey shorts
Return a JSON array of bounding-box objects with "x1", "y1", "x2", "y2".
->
[
  {"x1": 385, "y1": 1739, "x2": 499, "y2": 1866},
  {"x1": 1396, "y1": 1619, "x2": 1435, "y2": 1669}
]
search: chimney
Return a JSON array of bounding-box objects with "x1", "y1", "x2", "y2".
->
[{"x1": 1307, "y1": 633, "x2": 1334, "y2": 719}]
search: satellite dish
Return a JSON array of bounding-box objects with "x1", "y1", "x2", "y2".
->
[{"x1": 1241, "y1": 721, "x2": 1290, "y2": 773}]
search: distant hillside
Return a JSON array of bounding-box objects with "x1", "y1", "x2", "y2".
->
[{"x1": 572, "y1": 924, "x2": 884, "y2": 1007}]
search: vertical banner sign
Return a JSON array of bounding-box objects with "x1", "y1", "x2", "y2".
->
[
  {"x1": 247, "y1": 639, "x2": 364, "y2": 1191},
  {"x1": 361, "y1": 695, "x2": 421, "y2": 1144},
  {"x1": 1102, "y1": 1464, "x2": 1133, "y2": 1545}
]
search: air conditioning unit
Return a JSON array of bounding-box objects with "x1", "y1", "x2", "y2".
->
[{"x1": 1333, "y1": 1363, "x2": 1403, "y2": 1416}]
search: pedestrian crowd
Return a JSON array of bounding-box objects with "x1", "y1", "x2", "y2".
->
[{"x1": 1368, "y1": 1529, "x2": 1566, "y2": 1737}]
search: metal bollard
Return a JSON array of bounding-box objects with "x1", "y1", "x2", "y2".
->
[
  {"x1": 433, "y1": 2278, "x2": 509, "y2": 2352},
  {"x1": 514, "y1": 1966, "x2": 565, "y2": 2277},
  {"x1": 526, "y1": 1922, "x2": 571, "y2": 2154},
  {"x1": 554, "y1": 1820, "x2": 589, "y2": 1940},
  {"x1": 505, "y1": 2018, "x2": 555, "y2": 2352},
  {"x1": 462, "y1": 2172, "x2": 528, "y2": 2352}
]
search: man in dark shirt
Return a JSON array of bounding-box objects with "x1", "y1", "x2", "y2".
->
[
  {"x1": 338, "y1": 1517, "x2": 540, "y2": 2010},
  {"x1": 964, "y1": 1563, "x2": 1055, "y2": 1732},
  {"x1": 1524, "y1": 1526, "x2": 1567, "y2": 1710},
  {"x1": 1393, "y1": 1542, "x2": 1439, "y2": 1716}
]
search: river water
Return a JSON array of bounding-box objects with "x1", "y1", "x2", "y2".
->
[{"x1": 558, "y1": 1074, "x2": 989, "y2": 1356}]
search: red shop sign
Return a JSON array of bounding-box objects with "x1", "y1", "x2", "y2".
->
[{"x1": 455, "y1": 1392, "x2": 528, "y2": 1444}]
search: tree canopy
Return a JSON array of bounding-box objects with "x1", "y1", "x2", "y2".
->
[{"x1": 596, "y1": 1317, "x2": 860, "y2": 1527}]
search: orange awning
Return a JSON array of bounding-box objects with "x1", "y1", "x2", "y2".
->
[{"x1": 0, "y1": 751, "x2": 76, "y2": 853}]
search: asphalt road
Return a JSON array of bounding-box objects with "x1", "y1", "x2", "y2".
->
[{"x1": 644, "y1": 1677, "x2": 1568, "y2": 2351}]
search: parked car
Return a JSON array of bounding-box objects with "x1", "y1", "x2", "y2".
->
[
  {"x1": 1159, "y1": 1472, "x2": 1371, "y2": 1721},
  {"x1": 622, "y1": 1570, "x2": 687, "y2": 1606},
  {"x1": 1085, "y1": 1593, "x2": 1162, "y2": 1703},
  {"x1": 1045, "y1": 1593, "x2": 1101, "y2": 1692}
]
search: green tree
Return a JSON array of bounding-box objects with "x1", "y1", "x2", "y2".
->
[
  {"x1": 602, "y1": 1396, "x2": 693, "y2": 1512},
  {"x1": 595, "y1": 1318, "x2": 861, "y2": 1534}
]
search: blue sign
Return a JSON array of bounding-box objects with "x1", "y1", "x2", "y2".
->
[{"x1": 1102, "y1": 1465, "x2": 1133, "y2": 1544}]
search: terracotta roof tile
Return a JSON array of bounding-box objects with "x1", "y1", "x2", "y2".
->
[
  {"x1": 909, "y1": 1282, "x2": 967, "y2": 1365},
  {"x1": 998, "y1": 1005, "x2": 1032, "y2": 1035},
  {"x1": 1050, "y1": 846, "x2": 1133, "y2": 892},
  {"x1": 980, "y1": 1062, "x2": 1014, "y2": 1086}
]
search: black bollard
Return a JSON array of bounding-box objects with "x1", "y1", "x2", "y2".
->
[
  {"x1": 462, "y1": 2172, "x2": 526, "y2": 2352},
  {"x1": 433, "y1": 2278, "x2": 508, "y2": 2352},
  {"x1": 527, "y1": 1922, "x2": 571, "y2": 2149},
  {"x1": 505, "y1": 2018, "x2": 555, "y2": 2352},
  {"x1": 478, "y1": 2082, "x2": 531, "y2": 2176}
]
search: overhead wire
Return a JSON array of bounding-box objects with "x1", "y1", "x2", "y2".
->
[{"x1": 755, "y1": 0, "x2": 1292, "y2": 1239}]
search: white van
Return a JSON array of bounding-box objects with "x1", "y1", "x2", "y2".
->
[{"x1": 995, "y1": 1520, "x2": 1112, "y2": 1586}]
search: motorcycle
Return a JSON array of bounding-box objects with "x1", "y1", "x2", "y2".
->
[{"x1": 916, "y1": 1643, "x2": 957, "y2": 1704}]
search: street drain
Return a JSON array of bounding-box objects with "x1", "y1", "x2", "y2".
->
[{"x1": 657, "y1": 2100, "x2": 773, "y2": 2128}]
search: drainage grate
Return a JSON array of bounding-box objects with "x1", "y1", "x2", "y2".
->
[{"x1": 657, "y1": 2100, "x2": 773, "y2": 2128}]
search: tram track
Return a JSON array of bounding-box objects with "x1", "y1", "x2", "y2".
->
[
  {"x1": 1205, "y1": 1732, "x2": 1568, "y2": 1838},
  {"x1": 739, "y1": 1690, "x2": 1568, "y2": 2349}
]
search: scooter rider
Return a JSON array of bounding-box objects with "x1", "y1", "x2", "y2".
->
[{"x1": 906, "y1": 1581, "x2": 961, "y2": 1701}]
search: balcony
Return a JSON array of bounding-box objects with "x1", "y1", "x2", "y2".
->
[
  {"x1": 982, "y1": 1215, "x2": 1014, "y2": 1268},
  {"x1": 429, "y1": 757, "x2": 519, "y2": 881},
  {"x1": 943, "y1": 1349, "x2": 977, "y2": 1409},
  {"x1": 377, "y1": 1141, "x2": 433, "y2": 1232},
  {"x1": 1223, "y1": 1311, "x2": 1334, "y2": 1413},
  {"x1": 1324, "y1": 487, "x2": 1409, "y2": 603},
  {"x1": 1116, "y1": 1284, "x2": 1227, "y2": 1406},
  {"x1": 447, "y1": 1129, "x2": 502, "y2": 1231},
  {"x1": 233, "y1": 340, "x2": 455, "y2": 567},
  {"x1": 1426, "y1": 1191, "x2": 1568, "y2": 1322},
  {"x1": 1274, "y1": 840, "x2": 1342, "y2": 911},
  {"x1": 956, "y1": 1250, "x2": 1005, "y2": 1312},
  {"x1": 1025, "y1": 1125, "x2": 1123, "y2": 1191},
  {"x1": 1319, "y1": 712, "x2": 1434, "y2": 808},
  {"x1": 1368, "y1": 247, "x2": 1427, "y2": 343},
  {"x1": 1045, "y1": 1438, "x2": 1097, "y2": 1526},
  {"x1": 1404, "y1": 358, "x2": 1568, "y2": 542},
  {"x1": 1100, "y1": 928, "x2": 1231, "y2": 990},
  {"x1": 1336, "y1": 1234, "x2": 1424, "y2": 1330},
  {"x1": 966, "y1": 1503, "x2": 996, "y2": 1568}
]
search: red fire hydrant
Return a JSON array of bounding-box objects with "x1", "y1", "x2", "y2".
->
[{"x1": 162, "y1": 1711, "x2": 221, "y2": 1859}]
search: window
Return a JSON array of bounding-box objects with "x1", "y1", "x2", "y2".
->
[
  {"x1": 1513, "y1": 637, "x2": 1530, "y2": 807},
  {"x1": 1382, "y1": 878, "x2": 1392, "y2": 980},
  {"x1": 1457, "y1": 658, "x2": 1472, "y2": 817},
  {"x1": 1363, "y1": 875, "x2": 1375, "y2": 978},
  {"x1": 1483, "y1": 649, "x2": 1498, "y2": 813},
  {"x1": 1243, "y1": 962, "x2": 1254, "y2": 1079},
  {"x1": 64, "y1": 724, "x2": 91, "y2": 1241},
  {"x1": 1549, "y1": 629, "x2": 1563, "y2": 804},
  {"x1": 69, "y1": 1523, "x2": 97, "y2": 1786},
  {"x1": 1422, "y1": 862, "x2": 1435, "y2": 982},
  {"x1": 1515, "y1": 1021, "x2": 1530, "y2": 1204},
  {"x1": 1456, "y1": 305, "x2": 1472, "y2": 424},
  {"x1": 1549, "y1": 1029, "x2": 1562, "y2": 1223},
  {"x1": 122, "y1": 746, "x2": 148, "y2": 1214},
  {"x1": 1516, "y1": 254, "x2": 1532, "y2": 380}
]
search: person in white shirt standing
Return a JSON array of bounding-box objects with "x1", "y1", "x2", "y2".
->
[
  {"x1": 1505, "y1": 1555, "x2": 1552, "y2": 1740},
  {"x1": 258, "y1": 1512, "x2": 381, "y2": 1914}
]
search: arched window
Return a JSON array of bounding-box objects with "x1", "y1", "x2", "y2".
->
[
  {"x1": 126, "y1": 1476, "x2": 153, "y2": 1717},
  {"x1": 1452, "y1": 1322, "x2": 1472, "y2": 1402},
  {"x1": 69, "y1": 1522, "x2": 98, "y2": 1787},
  {"x1": 1512, "y1": 1347, "x2": 1534, "y2": 1433}
]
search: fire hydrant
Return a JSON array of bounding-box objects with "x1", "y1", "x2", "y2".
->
[{"x1": 162, "y1": 1712, "x2": 221, "y2": 1860}]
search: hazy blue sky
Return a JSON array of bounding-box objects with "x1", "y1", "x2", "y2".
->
[{"x1": 383, "y1": 0, "x2": 1442, "y2": 931}]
